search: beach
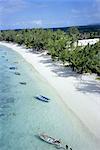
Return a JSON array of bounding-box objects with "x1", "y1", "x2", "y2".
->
[{"x1": 0, "y1": 41, "x2": 100, "y2": 141}]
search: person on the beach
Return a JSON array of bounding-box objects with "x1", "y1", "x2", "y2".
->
[
  {"x1": 66, "y1": 145, "x2": 72, "y2": 150},
  {"x1": 66, "y1": 145, "x2": 68, "y2": 149}
]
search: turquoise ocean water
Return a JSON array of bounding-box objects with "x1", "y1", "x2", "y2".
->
[{"x1": 0, "y1": 45, "x2": 100, "y2": 150}]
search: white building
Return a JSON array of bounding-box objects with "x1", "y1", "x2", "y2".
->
[{"x1": 77, "y1": 38, "x2": 99, "y2": 46}]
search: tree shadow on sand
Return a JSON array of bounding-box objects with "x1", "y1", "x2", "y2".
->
[
  {"x1": 76, "y1": 79, "x2": 100, "y2": 94},
  {"x1": 39, "y1": 56, "x2": 78, "y2": 78},
  {"x1": 39, "y1": 54, "x2": 100, "y2": 94}
]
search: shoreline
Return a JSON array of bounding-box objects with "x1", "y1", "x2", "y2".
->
[{"x1": 0, "y1": 41, "x2": 100, "y2": 140}]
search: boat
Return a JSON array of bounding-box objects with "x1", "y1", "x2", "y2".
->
[
  {"x1": 34, "y1": 95, "x2": 49, "y2": 102},
  {"x1": 9, "y1": 67, "x2": 17, "y2": 70},
  {"x1": 38, "y1": 133, "x2": 71, "y2": 149},
  {"x1": 38, "y1": 133, "x2": 62, "y2": 147},
  {"x1": 14, "y1": 72, "x2": 21, "y2": 75},
  {"x1": 19, "y1": 82, "x2": 27, "y2": 85},
  {"x1": 40, "y1": 95, "x2": 50, "y2": 100}
]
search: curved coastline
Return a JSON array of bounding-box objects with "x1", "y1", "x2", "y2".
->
[{"x1": 0, "y1": 41, "x2": 100, "y2": 140}]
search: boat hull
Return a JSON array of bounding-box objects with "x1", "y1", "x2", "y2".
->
[
  {"x1": 34, "y1": 96, "x2": 49, "y2": 102},
  {"x1": 39, "y1": 134, "x2": 61, "y2": 146}
]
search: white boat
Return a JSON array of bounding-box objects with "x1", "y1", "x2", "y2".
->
[
  {"x1": 39, "y1": 133, "x2": 61, "y2": 146},
  {"x1": 38, "y1": 133, "x2": 72, "y2": 149}
]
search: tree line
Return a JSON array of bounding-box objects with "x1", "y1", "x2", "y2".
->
[{"x1": 0, "y1": 27, "x2": 100, "y2": 75}]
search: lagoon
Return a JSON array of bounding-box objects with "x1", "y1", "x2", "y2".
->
[{"x1": 0, "y1": 45, "x2": 100, "y2": 150}]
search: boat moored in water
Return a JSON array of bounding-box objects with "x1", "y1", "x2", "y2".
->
[
  {"x1": 38, "y1": 133, "x2": 62, "y2": 147},
  {"x1": 34, "y1": 95, "x2": 50, "y2": 102},
  {"x1": 40, "y1": 95, "x2": 50, "y2": 100},
  {"x1": 38, "y1": 133, "x2": 72, "y2": 149}
]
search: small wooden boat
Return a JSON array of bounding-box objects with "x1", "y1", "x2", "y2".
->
[
  {"x1": 14, "y1": 72, "x2": 21, "y2": 75},
  {"x1": 38, "y1": 133, "x2": 71, "y2": 149},
  {"x1": 34, "y1": 96, "x2": 49, "y2": 102},
  {"x1": 39, "y1": 133, "x2": 61, "y2": 147},
  {"x1": 19, "y1": 82, "x2": 27, "y2": 85},
  {"x1": 9, "y1": 67, "x2": 17, "y2": 70}
]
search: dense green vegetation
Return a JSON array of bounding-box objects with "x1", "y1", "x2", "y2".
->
[
  {"x1": 0, "y1": 27, "x2": 100, "y2": 75},
  {"x1": 69, "y1": 42, "x2": 100, "y2": 74},
  {"x1": 96, "y1": 77, "x2": 100, "y2": 80}
]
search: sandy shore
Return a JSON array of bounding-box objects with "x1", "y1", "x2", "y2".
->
[{"x1": 0, "y1": 41, "x2": 100, "y2": 140}]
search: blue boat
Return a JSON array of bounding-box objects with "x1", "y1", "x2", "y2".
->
[
  {"x1": 40, "y1": 95, "x2": 50, "y2": 100},
  {"x1": 34, "y1": 95, "x2": 49, "y2": 102}
]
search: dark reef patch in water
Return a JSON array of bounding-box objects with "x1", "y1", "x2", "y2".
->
[
  {"x1": 0, "y1": 113, "x2": 5, "y2": 117},
  {"x1": 0, "y1": 97, "x2": 15, "y2": 105}
]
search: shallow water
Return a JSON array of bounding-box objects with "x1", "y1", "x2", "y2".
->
[{"x1": 0, "y1": 45, "x2": 100, "y2": 150}]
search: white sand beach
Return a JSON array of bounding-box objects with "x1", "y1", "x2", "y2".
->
[{"x1": 0, "y1": 41, "x2": 100, "y2": 140}]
